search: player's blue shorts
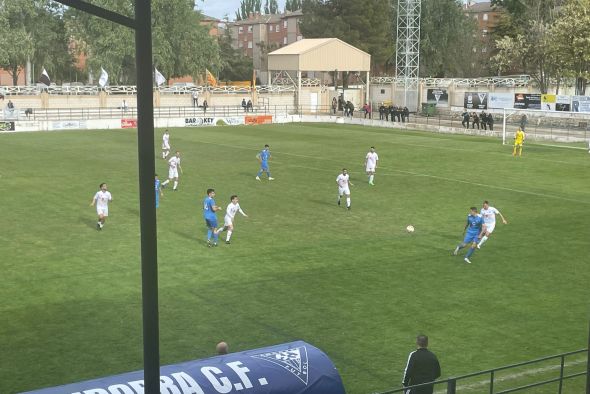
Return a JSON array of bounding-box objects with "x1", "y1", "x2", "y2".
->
[
  {"x1": 463, "y1": 232, "x2": 480, "y2": 244},
  {"x1": 205, "y1": 217, "x2": 218, "y2": 228},
  {"x1": 260, "y1": 162, "x2": 269, "y2": 170}
]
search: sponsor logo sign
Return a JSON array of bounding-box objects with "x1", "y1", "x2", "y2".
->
[
  {"x1": 0, "y1": 121, "x2": 15, "y2": 131},
  {"x1": 245, "y1": 115, "x2": 273, "y2": 125},
  {"x1": 426, "y1": 89, "x2": 448, "y2": 107},
  {"x1": 23, "y1": 341, "x2": 345, "y2": 394},
  {"x1": 464, "y1": 92, "x2": 488, "y2": 109},
  {"x1": 514, "y1": 93, "x2": 541, "y2": 110},
  {"x1": 121, "y1": 118, "x2": 138, "y2": 128}
]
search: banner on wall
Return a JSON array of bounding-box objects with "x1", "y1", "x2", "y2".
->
[
  {"x1": 514, "y1": 93, "x2": 541, "y2": 110},
  {"x1": 51, "y1": 120, "x2": 87, "y2": 130},
  {"x1": 488, "y1": 93, "x2": 514, "y2": 109},
  {"x1": 555, "y1": 95, "x2": 571, "y2": 112},
  {"x1": 23, "y1": 341, "x2": 346, "y2": 394},
  {"x1": 572, "y1": 96, "x2": 590, "y2": 113},
  {"x1": 426, "y1": 89, "x2": 448, "y2": 107},
  {"x1": 245, "y1": 115, "x2": 273, "y2": 125},
  {"x1": 541, "y1": 94, "x2": 556, "y2": 111},
  {"x1": 184, "y1": 117, "x2": 246, "y2": 127},
  {"x1": 0, "y1": 121, "x2": 15, "y2": 131},
  {"x1": 121, "y1": 118, "x2": 138, "y2": 128},
  {"x1": 464, "y1": 92, "x2": 488, "y2": 109}
]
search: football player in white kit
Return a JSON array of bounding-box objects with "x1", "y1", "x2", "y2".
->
[
  {"x1": 90, "y1": 183, "x2": 113, "y2": 230},
  {"x1": 161, "y1": 151, "x2": 182, "y2": 191},
  {"x1": 161, "y1": 129, "x2": 171, "y2": 159},
  {"x1": 365, "y1": 146, "x2": 379, "y2": 185},
  {"x1": 477, "y1": 200, "x2": 508, "y2": 248},
  {"x1": 219, "y1": 195, "x2": 248, "y2": 244},
  {"x1": 336, "y1": 168, "x2": 353, "y2": 210}
]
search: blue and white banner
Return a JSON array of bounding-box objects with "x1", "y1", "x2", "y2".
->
[{"x1": 22, "y1": 341, "x2": 345, "y2": 394}]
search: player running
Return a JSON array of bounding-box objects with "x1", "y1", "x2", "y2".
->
[
  {"x1": 161, "y1": 151, "x2": 182, "y2": 191},
  {"x1": 336, "y1": 168, "x2": 353, "y2": 210},
  {"x1": 477, "y1": 201, "x2": 507, "y2": 249},
  {"x1": 90, "y1": 183, "x2": 113, "y2": 230},
  {"x1": 256, "y1": 144, "x2": 274, "y2": 181},
  {"x1": 162, "y1": 129, "x2": 170, "y2": 159},
  {"x1": 220, "y1": 195, "x2": 248, "y2": 244},
  {"x1": 453, "y1": 207, "x2": 486, "y2": 264},
  {"x1": 203, "y1": 188, "x2": 223, "y2": 247},
  {"x1": 155, "y1": 174, "x2": 163, "y2": 208},
  {"x1": 513, "y1": 127, "x2": 525, "y2": 157},
  {"x1": 365, "y1": 146, "x2": 379, "y2": 185}
]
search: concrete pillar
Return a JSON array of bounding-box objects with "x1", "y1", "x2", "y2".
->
[{"x1": 99, "y1": 90, "x2": 107, "y2": 108}]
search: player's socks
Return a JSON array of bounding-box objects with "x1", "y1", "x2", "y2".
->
[
  {"x1": 478, "y1": 236, "x2": 488, "y2": 248},
  {"x1": 346, "y1": 197, "x2": 351, "y2": 207},
  {"x1": 213, "y1": 232, "x2": 219, "y2": 243},
  {"x1": 173, "y1": 181, "x2": 178, "y2": 190},
  {"x1": 162, "y1": 179, "x2": 170, "y2": 187},
  {"x1": 207, "y1": 229, "x2": 212, "y2": 242},
  {"x1": 226, "y1": 230, "x2": 232, "y2": 242},
  {"x1": 465, "y1": 247, "x2": 475, "y2": 258},
  {"x1": 369, "y1": 175, "x2": 374, "y2": 184},
  {"x1": 257, "y1": 170, "x2": 263, "y2": 177}
]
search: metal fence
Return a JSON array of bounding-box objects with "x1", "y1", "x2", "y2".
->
[{"x1": 376, "y1": 349, "x2": 588, "y2": 394}]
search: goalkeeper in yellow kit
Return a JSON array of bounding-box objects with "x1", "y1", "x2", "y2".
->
[{"x1": 513, "y1": 127, "x2": 525, "y2": 156}]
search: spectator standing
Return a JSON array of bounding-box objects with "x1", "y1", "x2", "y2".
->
[
  {"x1": 246, "y1": 99, "x2": 253, "y2": 112},
  {"x1": 519, "y1": 114, "x2": 528, "y2": 131},
  {"x1": 461, "y1": 110, "x2": 470, "y2": 128},
  {"x1": 192, "y1": 90, "x2": 199, "y2": 107},
  {"x1": 121, "y1": 99, "x2": 128, "y2": 113},
  {"x1": 332, "y1": 97, "x2": 337, "y2": 114},
  {"x1": 402, "y1": 334, "x2": 441, "y2": 394},
  {"x1": 487, "y1": 113, "x2": 494, "y2": 131},
  {"x1": 202, "y1": 99, "x2": 208, "y2": 114},
  {"x1": 403, "y1": 107, "x2": 410, "y2": 122},
  {"x1": 472, "y1": 112, "x2": 480, "y2": 129},
  {"x1": 480, "y1": 112, "x2": 488, "y2": 130},
  {"x1": 379, "y1": 103, "x2": 385, "y2": 120},
  {"x1": 241, "y1": 98, "x2": 247, "y2": 112},
  {"x1": 7, "y1": 100, "x2": 14, "y2": 109}
]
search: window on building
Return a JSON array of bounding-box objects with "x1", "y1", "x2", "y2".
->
[
  {"x1": 276, "y1": 24, "x2": 280, "y2": 31},
  {"x1": 482, "y1": 29, "x2": 488, "y2": 37},
  {"x1": 248, "y1": 41, "x2": 253, "y2": 49},
  {"x1": 283, "y1": 37, "x2": 287, "y2": 44},
  {"x1": 248, "y1": 26, "x2": 253, "y2": 32},
  {"x1": 283, "y1": 20, "x2": 287, "y2": 28},
  {"x1": 238, "y1": 41, "x2": 243, "y2": 48},
  {"x1": 483, "y1": 13, "x2": 488, "y2": 21},
  {"x1": 269, "y1": 25, "x2": 273, "y2": 32},
  {"x1": 238, "y1": 26, "x2": 243, "y2": 33}
]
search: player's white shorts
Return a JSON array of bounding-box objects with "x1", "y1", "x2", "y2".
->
[
  {"x1": 97, "y1": 207, "x2": 109, "y2": 217},
  {"x1": 366, "y1": 165, "x2": 376, "y2": 173},
  {"x1": 162, "y1": 142, "x2": 170, "y2": 150},
  {"x1": 485, "y1": 222, "x2": 496, "y2": 234},
  {"x1": 224, "y1": 215, "x2": 233, "y2": 227},
  {"x1": 338, "y1": 186, "x2": 350, "y2": 196},
  {"x1": 168, "y1": 168, "x2": 178, "y2": 179}
]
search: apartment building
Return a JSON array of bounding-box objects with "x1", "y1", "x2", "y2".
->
[
  {"x1": 228, "y1": 10, "x2": 303, "y2": 82},
  {"x1": 464, "y1": 1, "x2": 503, "y2": 56}
]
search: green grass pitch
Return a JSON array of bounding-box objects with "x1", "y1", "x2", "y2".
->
[{"x1": 0, "y1": 123, "x2": 588, "y2": 394}]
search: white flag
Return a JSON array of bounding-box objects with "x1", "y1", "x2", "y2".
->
[
  {"x1": 98, "y1": 67, "x2": 109, "y2": 87},
  {"x1": 39, "y1": 68, "x2": 51, "y2": 86},
  {"x1": 155, "y1": 68, "x2": 166, "y2": 86}
]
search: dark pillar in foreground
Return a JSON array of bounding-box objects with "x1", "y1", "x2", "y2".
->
[{"x1": 134, "y1": 1, "x2": 159, "y2": 393}]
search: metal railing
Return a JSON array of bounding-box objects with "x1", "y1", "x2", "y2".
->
[{"x1": 376, "y1": 349, "x2": 588, "y2": 394}]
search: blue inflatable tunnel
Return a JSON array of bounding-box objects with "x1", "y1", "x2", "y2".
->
[{"x1": 22, "y1": 340, "x2": 346, "y2": 394}]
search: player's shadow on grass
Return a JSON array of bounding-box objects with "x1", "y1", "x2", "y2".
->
[{"x1": 79, "y1": 215, "x2": 98, "y2": 230}]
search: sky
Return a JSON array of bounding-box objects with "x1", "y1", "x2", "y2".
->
[{"x1": 197, "y1": 0, "x2": 486, "y2": 21}]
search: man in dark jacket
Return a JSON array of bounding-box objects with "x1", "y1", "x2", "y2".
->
[{"x1": 402, "y1": 334, "x2": 441, "y2": 394}]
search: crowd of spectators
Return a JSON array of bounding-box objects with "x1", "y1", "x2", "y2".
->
[{"x1": 461, "y1": 110, "x2": 494, "y2": 130}]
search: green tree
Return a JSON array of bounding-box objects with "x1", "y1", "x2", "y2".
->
[
  {"x1": 264, "y1": 0, "x2": 279, "y2": 14},
  {"x1": 67, "y1": 0, "x2": 220, "y2": 84},
  {"x1": 235, "y1": 0, "x2": 263, "y2": 20},
  {"x1": 217, "y1": 24, "x2": 253, "y2": 81},
  {"x1": 0, "y1": 0, "x2": 73, "y2": 85},
  {"x1": 490, "y1": 0, "x2": 563, "y2": 92},
  {"x1": 285, "y1": 0, "x2": 302, "y2": 11},
  {"x1": 414, "y1": 0, "x2": 481, "y2": 77},
  {"x1": 299, "y1": 0, "x2": 393, "y2": 70},
  {"x1": 547, "y1": 0, "x2": 590, "y2": 94}
]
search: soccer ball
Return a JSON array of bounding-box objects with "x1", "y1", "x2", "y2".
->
[{"x1": 406, "y1": 225, "x2": 415, "y2": 233}]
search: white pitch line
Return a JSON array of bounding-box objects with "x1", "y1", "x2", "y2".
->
[
  {"x1": 433, "y1": 358, "x2": 587, "y2": 393},
  {"x1": 191, "y1": 139, "x2": 590, "y2": 204}
]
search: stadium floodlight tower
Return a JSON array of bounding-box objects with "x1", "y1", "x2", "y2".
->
[{"x1": 395, "y1": 0, "x2": 421, "y2": 112}]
